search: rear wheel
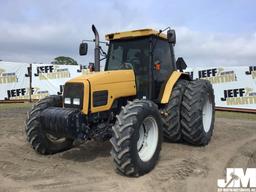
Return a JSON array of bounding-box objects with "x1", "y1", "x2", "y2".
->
[
  {"x1": 181, "y1": 80, "x2": 215, "y2": 146},
  {"x1": 161, "y1": 79, "x2": 188, "y2": 142},
  {"x1": 110, "y1": 100, "x2": 162, "y2": 176},
  {"x1": 25, "y1": 95, "x2": 74, "y2": 154}
]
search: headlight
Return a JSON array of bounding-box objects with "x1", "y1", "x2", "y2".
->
[
  {"x1": 64, "y1": 97, "x2": 71, "y2": 104},
  {"x1": 63, "y1": 83, "x2": 84, "y2": 109},
  {"x1": 73, "y1": 98, "x2": 80, "y2": 105}
]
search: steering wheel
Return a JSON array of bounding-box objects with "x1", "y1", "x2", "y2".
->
[{"x1": 119, "y1": 62, "x2": 133, "y2": 70}]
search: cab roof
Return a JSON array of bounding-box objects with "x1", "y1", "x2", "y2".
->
[{"x1": 105, "y1": 28, "x2": 167, "y2": 41}]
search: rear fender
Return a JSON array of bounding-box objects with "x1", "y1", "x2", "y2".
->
[{"x1": 160, "y1": 71, "x2": 191, "y2": 104}]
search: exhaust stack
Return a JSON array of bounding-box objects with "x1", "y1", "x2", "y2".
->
[{"x1": 92, "y1": 25, "x2": 100, "y2": 72}]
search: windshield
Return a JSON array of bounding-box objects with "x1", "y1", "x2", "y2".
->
[
  {"x1": 105, "y1": 38, "x2": 149, "y2": 71},
  {"x1": 105, "y1": 38, "x2": 150, "y2": 98}
]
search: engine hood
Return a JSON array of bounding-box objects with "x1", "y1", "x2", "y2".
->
[
  {"x1": 67, "y1": 70, "x2": 135, "y2": 85},
  {"x1": 66, "y1": 69, "x2": 136, "y2": 114}
]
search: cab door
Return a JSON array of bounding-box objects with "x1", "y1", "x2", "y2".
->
[{"x1": 152, "y1": 39, "x2": 175, "y2": 100}]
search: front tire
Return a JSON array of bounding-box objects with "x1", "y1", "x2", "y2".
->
[
  {"x1": 181, "y1": 80, "x2": 215, "y2": 146},
  {"x1": 110, "y1": 100, "x2": 162, "y2": 177},
  {"x1": 25, "y1": 95, "x2": 74, "y2": 155}
]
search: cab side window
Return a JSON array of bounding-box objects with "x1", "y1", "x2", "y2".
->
[
  {"x1": 153, "y1": 39, "x2": 172, "y2": 81},
  {"x1": 153, "y1": 39, "x2": 173, "y2": 99}
]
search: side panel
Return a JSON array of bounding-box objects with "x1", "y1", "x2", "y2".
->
[
  {"x1": 90, "y1": 81, "x2": 136, "y2": 113},
  {"x1": 160, "y1": 71, "x2": 190, "y2": 104},
  {"x1": 87, "y1": 70, "x2": 137, "y2": 113}
]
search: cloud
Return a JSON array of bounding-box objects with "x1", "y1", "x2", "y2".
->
[
  {"x1": 0, "y1": 0, "x2": 256, "y2": 67},
  {"x1": 175, "y1": 27, "x2": 256, "y2": 66}
]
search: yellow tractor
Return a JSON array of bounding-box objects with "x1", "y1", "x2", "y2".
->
[{"x1": 25, "y1": 25, "x2": 215, "y2": 176}]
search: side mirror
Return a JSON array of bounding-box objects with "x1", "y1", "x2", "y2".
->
[
  {"x1": 176, "y1": 57, "x2": 187, "y2": 72},
  {"x1": 167, "y1": 29, "x2": 176, "y2": 45},
  {"x1": 79, "y1": 42, "x2": 88, "y2": 56}
]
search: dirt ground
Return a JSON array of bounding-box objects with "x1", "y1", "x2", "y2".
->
[{"x1": 0, "y1": 106, "x2": 255, "y2": 192}]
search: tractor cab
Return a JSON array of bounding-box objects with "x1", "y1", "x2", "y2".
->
[
  {"x1": 80, "y1": 27, "x2": 178, "y2": 101},
  {"x1": 105, "y1": 29, "x2": 176, "y2": 100}
]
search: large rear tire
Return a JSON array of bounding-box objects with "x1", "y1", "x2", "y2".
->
[
  {"x1": 110, "y1": 100, "x2": 162, "y2": 177},
  {"x1": 161, "y1": 79, "x2": 188, "y2": 142},
  {"x1": 181, "y1": 80, "x2": 215, "y2": 146},
  {"x1": 25, "y1": 95, "x2": 74, "y2": 155}
]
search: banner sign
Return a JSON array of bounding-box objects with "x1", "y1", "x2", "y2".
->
[
  {"x1": 185, "y1": 66, "x2": 256, "y2": 110},
  {"x1": 0, "y1": 61, "x2": 255, "y2": 111},
  {"x1": 0, "y1": 62, "x2": 30, "y2": 100},
  {"x1": 32, "y1": 64, "x2": 81, "y2": 98},
  {"x1": 0, "y1": 62, "x2": 88, "y2": 100}
]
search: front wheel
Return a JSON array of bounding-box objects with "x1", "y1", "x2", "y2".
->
[
  {"x1": 110, "y1": 100, "x2": 162, "y2": 177},
  {"x1": 25, "y1": 95, "x2": 74, "y2": 155}
]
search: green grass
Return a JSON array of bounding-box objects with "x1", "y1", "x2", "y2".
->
[
  {"x1": 0, "y1": 102, "x2": 33, "y2": 110},
  {"x1": 216, "y1": 111, "x2": 256, "y2": 121}
]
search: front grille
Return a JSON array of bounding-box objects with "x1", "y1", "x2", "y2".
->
[{"x1": 63, "y1": 83, "x2": 84, "y2": 109}]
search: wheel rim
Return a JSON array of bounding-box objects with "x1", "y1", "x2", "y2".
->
[
  {"x1": 137, "y1": 116, "x2": 159, "y2": 162},
  {"x1": 202, "y1": 95, "x2": 213, "y2": 133}
]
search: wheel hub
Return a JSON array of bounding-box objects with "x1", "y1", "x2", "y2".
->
[
  {"x1": 202, "y1": 95, "x2": 213, "y2": 133},
  {"x1": 137, "y1": 116, "x2": 159, "y2": 162}
]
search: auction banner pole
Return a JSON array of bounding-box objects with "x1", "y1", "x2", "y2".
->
[{"x1": 29, "y1": 64, "x2": 32, "y2": 102}]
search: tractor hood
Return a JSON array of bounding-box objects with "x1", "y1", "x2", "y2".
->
[
  {"x1": 67, "y1": 70, "x2": 135, "y2": 85},
  {"x1": 66, "y1": 69, "x2": 136, "y2": 114}
]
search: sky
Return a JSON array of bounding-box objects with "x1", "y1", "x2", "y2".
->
[{"x1": 0, "y1": 0, "x2": 256, "y2": 67}]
